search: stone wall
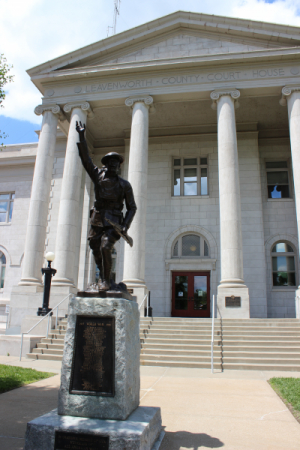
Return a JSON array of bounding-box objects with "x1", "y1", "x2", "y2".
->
[
  {"x1": 259, "y1": 140, "x2": 298, "y2": 318},
  {"x1": 0, "y1": 161, "x2": 34, "y2": 302}
]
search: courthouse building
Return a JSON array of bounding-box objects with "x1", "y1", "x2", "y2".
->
[{"x1": 1, "y1": 11, "x2": 300, "y2": 334}]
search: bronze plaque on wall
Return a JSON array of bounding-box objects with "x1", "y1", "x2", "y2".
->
[
  {"x1": 69, "y1": 316, "x2": 115, "y2": 396},
  {"x1": 225, "y1": 296, "x2": 241, "y2": 307},
  {"x1": 55, "y1": 431, "x2": 109, "y2": 450}
]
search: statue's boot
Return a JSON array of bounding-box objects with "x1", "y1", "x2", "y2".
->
[{"x1": 98, "y1": 280, "x2": 110, "y2": 291}]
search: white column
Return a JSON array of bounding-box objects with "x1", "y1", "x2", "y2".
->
[
  {"x1": 123, "y1": 95, "x2": 153, "y2": 304},
  {"x1": 53, "y1": 102, "x2": 93, "y2": 287},
  {"x1": 280, "y1": 86, "x2": 300, "y2": 317},
  {"x1": 19, "y1": 105, "x2": 62, "y2": 286},
  {"x1": 210, "y1": 89, "x2": 249, "y2": 318}
]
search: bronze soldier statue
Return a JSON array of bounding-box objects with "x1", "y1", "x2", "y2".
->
[{"x1": 76, "y1": 121, "x2": 137, "y2": 292}]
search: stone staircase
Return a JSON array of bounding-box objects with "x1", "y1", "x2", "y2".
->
[
  {"x1": 27, "y1": 317, "x2": 67, "y2": 361},
  {"x1": 27, "y1": 317, "x2": 300, "y2": 371},
  {"x1": 140, "y1": 317, "x2": 300, "y2": 371}
]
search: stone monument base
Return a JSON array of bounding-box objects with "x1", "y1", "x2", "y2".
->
[{"x1": 24, "y1": 406, "x2": 164, "y2": 450}]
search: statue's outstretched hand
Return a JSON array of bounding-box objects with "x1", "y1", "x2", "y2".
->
[{"x1": 76, "y1": 121, "x2": 86, "y2": 142}]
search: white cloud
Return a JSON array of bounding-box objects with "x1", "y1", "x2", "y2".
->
[{"x1": 0, "y1": 0, "x2": 299, "y2": 124}]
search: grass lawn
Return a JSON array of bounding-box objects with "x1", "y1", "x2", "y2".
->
[
  {"x1": 0, "y1": 364, "x2": 55, "y2": 394},
  {"x1": 269, "y1": 377, "x2": 300, "y2": 423}
]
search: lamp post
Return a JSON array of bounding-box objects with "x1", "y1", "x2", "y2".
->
[{"x1": 37, "y1": 252, "x2": 57, "y2": 316}]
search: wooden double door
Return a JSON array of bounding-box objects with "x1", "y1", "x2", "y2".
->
[{"x1": 172, "y1": 271, "x2": 210, "y2": 318}]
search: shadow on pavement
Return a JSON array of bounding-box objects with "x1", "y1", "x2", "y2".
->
[
  {"x1": 0, "y1": 376, "x2": 60, "y2": 448},
  {"x1": 160, "y1": 431, "x2": 224, "y2": 449}
]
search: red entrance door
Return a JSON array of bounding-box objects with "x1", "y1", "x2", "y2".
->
[{"x1": 172, "y1": 271, "x2": 210, "y2": 318}]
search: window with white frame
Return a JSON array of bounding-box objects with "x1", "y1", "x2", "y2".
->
[
  {"x1": 0, "y1": 252, "x2": 6, "y2": 289},
  {"x1": 272, "y1": 242, "x2": 296, "y2": 287},
  {"x1": 266, "y1": 162, "x2": 290, "y2": 199},
  {"x1": 173, "y1": 157, "x2": 208, "y2": 197},
  {"x1": 0, "y1": 193, "x2": 15, "y2": 223},
  {"x1": 173, "y1": 234, "x2": 209, "y2": 258}
]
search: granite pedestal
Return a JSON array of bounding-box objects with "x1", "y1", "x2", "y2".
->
[{"x1": 23, "y1": 295, "x2": 163, "y2": 450}]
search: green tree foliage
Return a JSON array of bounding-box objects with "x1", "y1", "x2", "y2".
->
[{"x1": 0, "y1": 54, "x2": 14, "y2": 147}]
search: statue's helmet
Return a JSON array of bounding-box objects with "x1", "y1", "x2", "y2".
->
[{"x1": 101, "y1": 152, "x2": 124, "y2": 166}]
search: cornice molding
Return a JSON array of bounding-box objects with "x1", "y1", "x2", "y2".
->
[
  {"x1": 279, "y1": 85, "x2": 300, "y2": 106},
  {"x1": 210, "y1": 89, "x2": 240, "y2": 110},
  {"x1": 34, "y1": 104, "x2": 65, "y2": 121},
  {"x1": 125, "y1": 95, "x2": 154, "y2": 113},
  {"x1": 63, "y1": 101, "x2": 95, "y2": 118}
]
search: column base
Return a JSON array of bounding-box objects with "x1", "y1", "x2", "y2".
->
[
  {"x1": 122, "y1": 279, "x2": 148, "y2": 311},
  {"x1": 7, "y1": 285, "x2": 76, "y2": 334},
  {"x1": 18, "y1": 278, "x2": 43, "y2": 287},
  {"x1": 52, "y1": 277, "x2": 75, "y2": 287},
  {"x1": 217, "y1": 284, "x2": 250, "y2": 319}
]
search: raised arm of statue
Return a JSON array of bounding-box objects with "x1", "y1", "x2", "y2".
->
[{"x1": 76, "y1": 121, "x2": 99, "y2": 184}]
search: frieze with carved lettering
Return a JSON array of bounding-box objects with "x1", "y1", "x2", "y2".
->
[{"x1": 69, "y1": 316, "x2": 115, "y2": 396}]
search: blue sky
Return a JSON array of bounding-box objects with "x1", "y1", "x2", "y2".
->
[{"x1": 1, "y1": 0, "x2": 300, "y2": 145}]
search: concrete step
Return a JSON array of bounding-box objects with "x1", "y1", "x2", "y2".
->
[
  {"x1": 26, "y1": 353, "x2": 63, "y2": 361},
  {"x1": 41, "y1": 338, "x2": 65, "y2": 345},
  {"x1": 32, "y1": 348, "x2": 63, "y2": 356},
  {"x1": 140, "y1": 359, "x2": 222, "y2": 369},
  {"x1": 142, "y1": 318, "x2": 300, "y2": 325},
  {"x1": 222, "y1": 351, "x2": 300, "y2": 359},
  {"x1": 141, "y1": 354, "x2": 221, "y2": 363},
  {"x1": 48, "y1": 333, "x2": 66, "y2": 339},
  {"x1": 142, "y1": 333, "x2": 300, "y2": 342},
  {"x1": 140, "y1": 359, "x2": 300, "y2": 371},
  {"x1": 141, "y1": 343, "x2": 220, "y2": 350},
  {"x1": 37, "y1": 343, "x2": 64, "y2": 350},
  {"x1": 141, "y1": 349, "x2": 222, "y2": 357},
  {"x1": 144, "y1": 328, "x2": 300, "y2": 336},
  {"x1": 48, "y1": 328, "x2": 67, "y2": 336}
]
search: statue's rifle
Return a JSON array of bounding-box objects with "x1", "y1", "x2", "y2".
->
[{"x1": 106, "y1": 218, "x2": 133, "y2": 247}]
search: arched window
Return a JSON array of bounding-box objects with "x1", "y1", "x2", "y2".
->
[
  {"x1": 172, "y1": 234, "x2": 209, "y2": 258},
  {"x1": 272, "y1": 242, "x2": 296, "y2": 287},
  {"x1": 0, "y1": 252, "x2": 6, "y2": 289}
]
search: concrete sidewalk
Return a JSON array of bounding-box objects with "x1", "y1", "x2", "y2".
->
[{"x1": 0, "y1": 356, "x2": 299, "y2": 449}]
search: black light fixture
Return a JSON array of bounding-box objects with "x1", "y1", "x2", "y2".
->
[{"x1": 37, "y1": 252, "x2": 57, "y2": 316}]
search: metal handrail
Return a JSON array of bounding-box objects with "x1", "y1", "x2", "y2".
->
[
  {"x1": 211, "y1": 294, "x2": 215, "y2": 373},
  {"x1": 19, "y1": 293, "x2": 72, "y2": 361},
  {"x1": 139, "y1": 293, "x2": 148, "y2": 312}
]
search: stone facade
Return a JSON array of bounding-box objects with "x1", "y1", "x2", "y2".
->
[{"x1": 1, "y1": 11, "x2": 300, "y2": 333}]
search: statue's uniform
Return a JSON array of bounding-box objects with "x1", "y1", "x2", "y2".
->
[{"x1": 77, "y1": 140, "x2": 137, "y2": 280}]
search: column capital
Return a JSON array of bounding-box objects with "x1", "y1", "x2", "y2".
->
[
  {"x1": 125, "y1": 95, "x2": 154, "y2": 112},
  {"x1": 279, "y1": 86, "x2": 300, "y2": 106},
  {"x1": 34, "y1": 103, "x2": 65, "y2": 120},
  {"x1": 63, "y1": 101, "x2": 95, "y2": 119},
  {"x1": 210, "y1": 89, "x2": 240, "y2": 110}
]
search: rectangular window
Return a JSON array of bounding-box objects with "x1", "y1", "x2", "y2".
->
[
  {"x1": 0, "y1": 193, "x2": 15, "y2": 223},
  {"x1": 173, "y1": 158, "x2": 208, "y2": 197},
  {"x1": 266, "y1": 162, "x2": 290, "y2": 199}
]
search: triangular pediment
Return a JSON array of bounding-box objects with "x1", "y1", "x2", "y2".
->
[
  {"x1": 27, "y1": 10, "x2": 300, "y2": 83},
  {"x1": 83, "y1": 30, "x2": 279, "y2": 68}
]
